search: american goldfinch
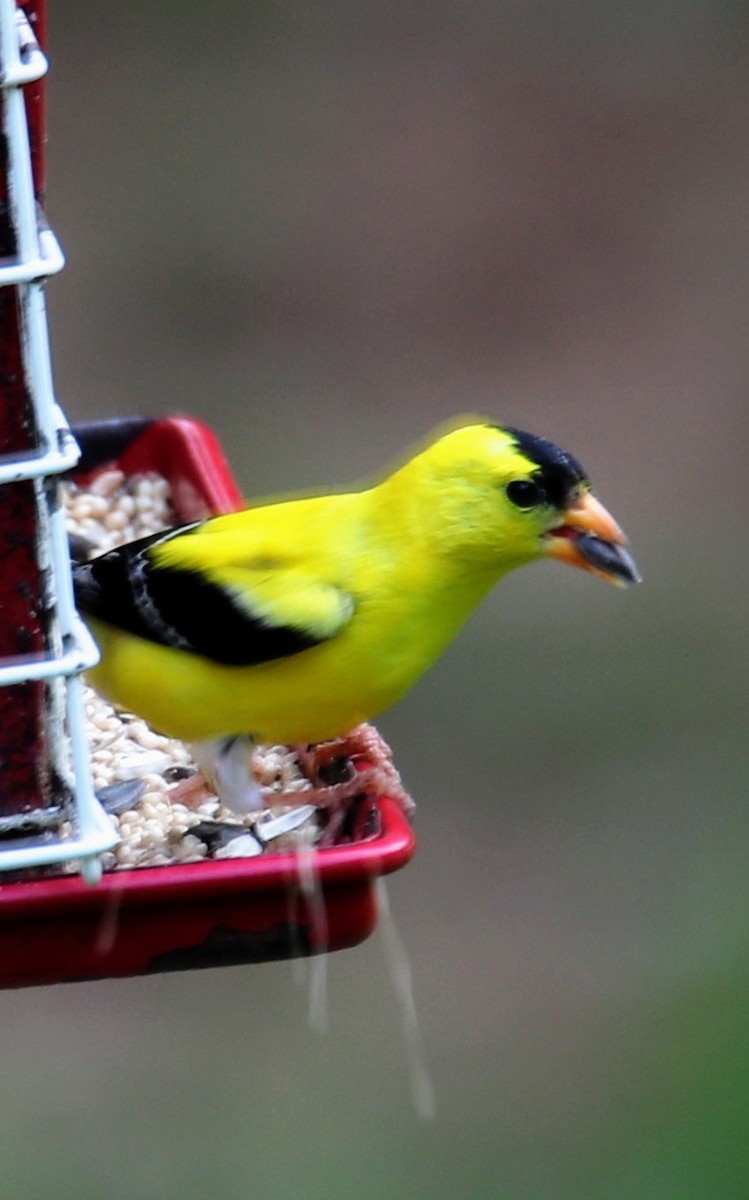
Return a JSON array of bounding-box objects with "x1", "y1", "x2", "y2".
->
[{"x1": 73, "y1": 419, "x2": 640, "y2": 812}]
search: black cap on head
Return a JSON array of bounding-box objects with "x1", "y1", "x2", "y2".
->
[{"x1": 502, "y1": 425, "x2": 588, "y2": 510}]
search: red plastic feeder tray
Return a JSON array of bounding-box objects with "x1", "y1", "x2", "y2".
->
[{"x1": 0, "y1": 417, "x2": 415, "y2": 988}]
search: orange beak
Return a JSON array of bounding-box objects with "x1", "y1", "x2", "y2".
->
[{"x1": 542, "y1": 491, "x2": 641, "y2": 586}]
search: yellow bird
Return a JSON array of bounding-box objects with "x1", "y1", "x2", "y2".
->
[{"x1": 74, "y1": 419, "x2": 640, "y2": 811}]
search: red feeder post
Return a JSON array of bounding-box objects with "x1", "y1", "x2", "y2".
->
[
  {"x1": 0, "y1": 0, "x2": 113, "y2": 874},
  {"x1": 0, "y1": 1, "x2": 53, "y2": 817}
]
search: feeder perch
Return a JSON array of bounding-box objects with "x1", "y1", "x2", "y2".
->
[{"x1": 0, "y1": 6, "x2": 415, "y2": 988}]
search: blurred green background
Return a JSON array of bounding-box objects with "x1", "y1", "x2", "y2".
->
[{"x1": 3, "y1": 2, "x2": 748, "y2": 1196}]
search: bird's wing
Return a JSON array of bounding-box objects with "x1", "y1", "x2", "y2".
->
[{"x1": 73, "y1": 523, "x2": 356, "y2": 667}]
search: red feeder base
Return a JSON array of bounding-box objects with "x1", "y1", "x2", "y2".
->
[{"x1": 0, "y1": 796, "x2": 413, "y2": 987}]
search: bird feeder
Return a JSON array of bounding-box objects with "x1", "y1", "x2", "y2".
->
[{"x1": 0, "y1": 3, "x2": 415, "y2": 989}]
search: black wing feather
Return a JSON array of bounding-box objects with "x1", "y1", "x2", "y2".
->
[{"x1": 73, "y1": 526, "x2": 324, "y2": 667}]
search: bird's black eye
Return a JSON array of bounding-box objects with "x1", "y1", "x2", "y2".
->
[{"x1": 505, "y1": 478, "x2": 545, "y2": 510}]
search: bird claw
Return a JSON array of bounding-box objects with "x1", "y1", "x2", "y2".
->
[
  {"x1": 167, "y1": 769, "x2": 214, "y2": 809},
  {"x1": 258, "y1": 724, "x2": 414, "y2": 846},
  {"x1": 294, "y1": 723, "x2": 416, "y2": 820}
]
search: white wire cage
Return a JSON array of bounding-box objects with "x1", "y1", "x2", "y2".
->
[{"x1": 0, "y1": 0, "x2": 116, "y2": 883}]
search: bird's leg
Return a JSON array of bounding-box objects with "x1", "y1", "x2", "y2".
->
[{"x1": 188, "y1": 734, "x2": 264, "y2": 814}]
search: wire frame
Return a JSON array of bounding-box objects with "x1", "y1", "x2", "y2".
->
[{"x1": 0, "y1": 1, "x2": 116, "y2": 882}]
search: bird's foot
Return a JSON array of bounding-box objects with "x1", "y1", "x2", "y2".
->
[
  {"x1": 293, "y1": 723, "x2": 415, "y2": 845},
  {"x1": 171, "y1": 725, "x2": 413, "y2": 849}
]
